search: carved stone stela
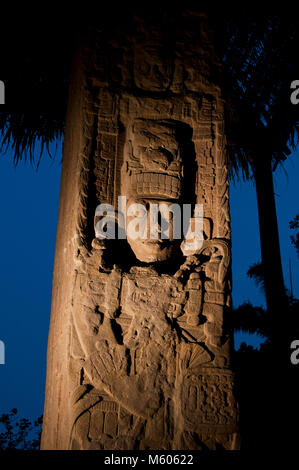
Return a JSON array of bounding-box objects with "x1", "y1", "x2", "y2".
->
[{"x1": 41, "y1": 11, "x2": 239, "y2": 450}]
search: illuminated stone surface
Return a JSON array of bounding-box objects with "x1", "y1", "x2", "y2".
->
[{"x1": 41, "y1": 10, "x2": 239, "y2": 450}]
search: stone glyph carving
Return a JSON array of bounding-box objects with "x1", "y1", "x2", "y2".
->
[
  {"x1": 41, "y1": 10, "x2": 239, "y2": 451},
  {"x1": 69, "y1": 232, "x2": 237, "y2": 449},
  {"x1": 68, "y1": 115, "x2": 237, "y2": 449}
]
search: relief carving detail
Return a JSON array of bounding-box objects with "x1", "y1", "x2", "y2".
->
[{"x1": 41, "y1": 11, "x2": 239, "y2": 451}]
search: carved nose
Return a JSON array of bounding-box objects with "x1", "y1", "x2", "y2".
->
[{"x1": 146, "y1": 206, "x2": 162, "y2": 240}]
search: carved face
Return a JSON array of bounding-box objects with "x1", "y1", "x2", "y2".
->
[
  {"x1": 121, "y1": 119, "x2": 187, "y2": 263},
  {"x1": 125, "y1": 198, "x2": 181, "y2": 263}
]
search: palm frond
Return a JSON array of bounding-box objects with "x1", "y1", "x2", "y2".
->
[
  {"x1": 230, "y1": 301, "x2": 269, "y2": 338},
  {"x1": 0, "y1": 11, "x2": 298, "y2": 170},
  {"x1": 0, "y1": 15, "x2": 74, "y2": 165},
  {"x1": 247, "y1": 262, "x2": 265, "y2": 292},
  {"x1": 213, "y1": 13, "x2": 299, "y2": 179}
]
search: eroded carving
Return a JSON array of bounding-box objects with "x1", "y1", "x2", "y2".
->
[
  {"x1": 68, "y1": 115, "x2": 237, "y2": 449},
  {"x1": 42, "y1": 12, "x2": 239, "y2": 451}
]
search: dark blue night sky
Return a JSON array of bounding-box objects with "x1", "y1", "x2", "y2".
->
[{"x1": 0, "y1": 142, "x2": 298, "y2": 422}]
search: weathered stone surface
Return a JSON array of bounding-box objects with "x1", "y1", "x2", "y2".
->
[{"x1": 41, "y1": 10, "x2": 239, "y2": 450}]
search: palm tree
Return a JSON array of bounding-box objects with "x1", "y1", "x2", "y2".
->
[
  {"x1": 213, "y1": 13, "x2": 299, "y2": 354},
  {"x1": 0, "y1": 15, "x2": 73, "y2": 165},
  {"x1": 290, "y1": 214, "x2": 299, "y2": 258},
  {"x1": 230, "y1": 260, "x2": 299, "y2": 450}
]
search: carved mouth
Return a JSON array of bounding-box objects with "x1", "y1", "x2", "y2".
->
[
  {"x1": 141, "y1": 239, "x2": 171, "y2": 246},
  {"x1": 130, "y1": 172, "x2": 182, "y2": 199}
]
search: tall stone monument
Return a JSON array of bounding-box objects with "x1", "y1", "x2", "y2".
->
[{"x1": 41, "y1": 9, "x2": 239, "y2": 450}]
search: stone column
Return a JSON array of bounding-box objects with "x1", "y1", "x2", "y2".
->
[{"x1": 41, "y1": 10, "x2": 239, "y2": 450}]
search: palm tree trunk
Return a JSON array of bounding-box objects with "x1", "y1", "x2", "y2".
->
[
  {"x1": 254, "y1": 155, "x2": 289, "y2": 344},
  {"x1": 254, "y1": 155, "x2": 293, "y2": 450}
]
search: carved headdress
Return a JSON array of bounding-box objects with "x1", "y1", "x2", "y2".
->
[{"x1": 122, "y1": 119, "x2": 191, "y2": 201}]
